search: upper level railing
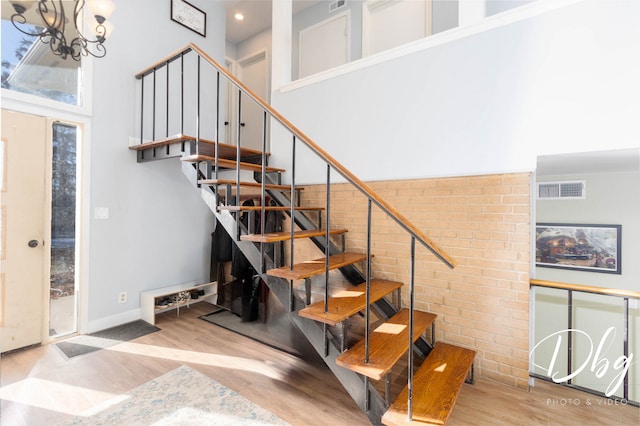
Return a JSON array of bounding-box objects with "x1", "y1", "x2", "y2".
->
[
  {"x1": 530, "y1": 278, "x2": 639, "y2": 405},
  {"x1": 135, "y1": 43, "x2": 457, "y2": 420}
]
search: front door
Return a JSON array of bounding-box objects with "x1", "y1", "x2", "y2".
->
[{"x1": 1, "y1": 110, "x2": 47, "y2": 353}]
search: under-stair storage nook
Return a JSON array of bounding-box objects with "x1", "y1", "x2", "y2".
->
[{"x1": 131, "y1": 43, "x2": 476, "y2": 425}]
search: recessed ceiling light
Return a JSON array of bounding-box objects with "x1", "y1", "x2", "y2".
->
[{"x1": 234, "y1": 13, "x2": 244, "y2": 21}]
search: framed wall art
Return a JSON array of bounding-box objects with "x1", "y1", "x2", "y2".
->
[
  {"x1": 536, "y1": 223, "x2": 621, "y2": 274},
  {"x1": 171, "y1": 0, "x2": 206, "y2": 37}
]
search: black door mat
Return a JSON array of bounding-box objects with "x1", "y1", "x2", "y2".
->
[
  {"x1": 55, "y1": 320, "x2": 160, "y2": 359},
  {"x1": 200, "y1": 309, "x2": 312, "y2": 358}
]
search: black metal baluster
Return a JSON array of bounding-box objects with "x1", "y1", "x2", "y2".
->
[
  {"x1": 260, "y1": 110, "x2": 267, "y2": 273},
  {"x1": 289, "y1": 136, "x2": 296, "y2": 312},
  {"x1": 196, "y1": 55, "x2": 201, "y2": 156},
  {"x1": 325, "y1": 165, "x2": 331, "y2": 313},
  {"x1": 180, "y1": 52, "x2": 185, "y2": 145},
  {"x1": 407, "y1": 236, "x2": 416, "y2": 421},
  {"x1": 139, "y1": 73, "x2": 145, "y2": 160},
  {"x1": 567, "y1": 290, "x2": 573, "y2": 385},
  {"x1": 213, "y1": 71, "x2": 220, "y2": 182},
  {"x1": 152, "y1": 68, "x2": 156, "y2": 156},
  {"x1": 166, "y1": 61, "x2": 170, "y2": 139},
  {"x1": 623, "y1": 297, "x2": 629, "y2": 401},
  {"x1": 365, "y1": 199, "x2": 372, "y2": 362}
]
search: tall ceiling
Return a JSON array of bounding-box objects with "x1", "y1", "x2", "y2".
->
[{"x1": 223, "y1": 0, "x2": 319, "y2": 44}]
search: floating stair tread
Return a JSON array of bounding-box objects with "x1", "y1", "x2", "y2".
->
[
  {"x1": 181, "y1": 155, "x2": 285, "y2": 173},
  {"x1": 336, "y1": 308, "x2": 437, "y2": 380},
  {"x1": 382, "y1": 342, "x2": 476, "y2": 426},
  {"x1": 129, "y1": 134, "x2": 265, "y2": 160},
  {"x1": 267, "y1": 252, "x2": 368, "y2": 281},
  {"x1": 298, "y1": 279, "x2": 402, "y2": 326},
  {"x1": 219, "y1": 205, "x2": 324, "y2": 212},
  {"x1": 199, "y1": 179, "x2": 300, "y2": 192},
  {"x1": 241, "y1": 228, "x2": 348, "y2": 243}
]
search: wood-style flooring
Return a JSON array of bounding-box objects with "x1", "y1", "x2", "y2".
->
[{"x1": 1, "y1": 302, "x2": 638, "y2": 425}]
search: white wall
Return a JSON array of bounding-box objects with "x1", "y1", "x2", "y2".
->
[
  {"x1": 86, "y1": 0, "x2": 225, "y2": 331},
  {"x1": 270, "y1": 0, "x2": 640, "y2": 184}
]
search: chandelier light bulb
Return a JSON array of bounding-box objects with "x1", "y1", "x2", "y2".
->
[{"x1": 87, "y1": 0, "x2": 115, "y2": 22}]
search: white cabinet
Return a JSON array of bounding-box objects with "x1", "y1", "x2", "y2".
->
[{"x1": 141, "y1": 282, "x2": 217, "y2": 325}]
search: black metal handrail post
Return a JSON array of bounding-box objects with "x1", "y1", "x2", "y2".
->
[
  {"x1": 324, "y1": 165, "x2": 331, "y2": 314},
  {"x1": 196, "y1": 55, "x2": 201, "y2": 156},
  {"x1": 139, "y1": 71, "x2": 144, "y2": 148},
  {"x1": 623, "y1": 297, "x2": 629, "y2": 400},
  {"x1": 260, "y1": 110, "x2": 268, "y2": 273},
  {"x1": 165, "y1": 62, "x2": 170, "y2": 140},
  {"x1": 407, "y1": 236, "x2": 416, "y2": 421},
  {"x1": 152, "y1": 69, "x2": 156, "y2": 142},
  {"x1": 567, "y1": 290, "x2": 573, "y2": 385},
  {"x1": 214, "y1": 71, "x2": 220, "y2": 183},
  {"x1": 180, "y1": 53, "x2": 185, "y2": 138},
  {"x1": 365, "y1": 199, "x2": 372, "y2": 363}
]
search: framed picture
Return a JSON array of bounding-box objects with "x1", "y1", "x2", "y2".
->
[
  {"x1": 536, "y1": 223, "x2": 621, "y2": 274},
  {"x1": 171, "y1": 0, "x2": 206, "y2": 37}
]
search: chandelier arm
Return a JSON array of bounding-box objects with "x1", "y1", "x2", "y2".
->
[
  {"x1": 8, "y1": 0, "x2": 112, "y2": 62},
  {"x1": 10, "y1": 13, "x2": 47, "y2": 37}
]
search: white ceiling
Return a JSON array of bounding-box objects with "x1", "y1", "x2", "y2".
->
[
  {"x1": 223, "y1": 0, "x2": 319, "y2": 44},
  {"x1": 537, "y1": 148, "x2": 640, "y2": 177}
]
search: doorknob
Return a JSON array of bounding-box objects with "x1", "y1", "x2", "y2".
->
[{"x1": 28, "y1": 240, "x2": 39, "y2": 248}]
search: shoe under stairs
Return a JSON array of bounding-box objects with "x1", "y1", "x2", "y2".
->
[{"x1": 131, "y1": 135, "x2": 476, "y2": 425}]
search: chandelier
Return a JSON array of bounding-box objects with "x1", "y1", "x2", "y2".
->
[{"x1": 9, "y1": 0, "x2": 116, "y2": 61}]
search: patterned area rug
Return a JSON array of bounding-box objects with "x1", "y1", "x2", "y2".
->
[{"x1": 59, "y1": 365, "x2": 290, "y2": 426}]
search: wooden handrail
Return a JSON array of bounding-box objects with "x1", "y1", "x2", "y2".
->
[
  {"x1": 530, "y1": 278, "x2": 640, "y2": 299},
  {"x1": 136, "y1": 43, "x2": 457, "y2": 269}
]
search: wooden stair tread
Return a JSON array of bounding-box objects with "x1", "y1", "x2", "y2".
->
[
  {"x1": 129, "y1": 134, "x2": 265, "y2": 159},
  {"x1": 336, "y1": 308, "x2": 437, "y2": 380},
  {"x1": 382, "y1": 342, "x2": 476, "y2": 426},
  {"x1": 181, "y1": 155, "x2": 285, "y2": 173},
  {"x1": 199, "y1": 179, "x2": 300, "y2": 191},
  {"x1": 298, "y1": 279, "x2": 402, "y2": 326},
  {"x1": 267, "y1": 252, "x2": 368, "y2": 281},
  {"x1": 219, "y1": 205, "x2": 324, "y2": 212},
  {"x1": 241, "y1": 228, "x2": 348, "y2": 243}
]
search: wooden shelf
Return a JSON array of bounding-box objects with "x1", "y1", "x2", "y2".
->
[{"x1": 141, "y1": 282, "x2": 217, "y2": 325}]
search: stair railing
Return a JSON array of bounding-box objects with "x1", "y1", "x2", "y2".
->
[
  {"x1": 530, "y1": 279, "x2": 639, "y2": 406},
  {"x1": 136, "y1": 43, "x2": 457, "y2": 420}
]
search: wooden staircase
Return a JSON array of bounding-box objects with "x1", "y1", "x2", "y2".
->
[{"x1": 133, "y1": 44, "x2": 476, "y2": 425}]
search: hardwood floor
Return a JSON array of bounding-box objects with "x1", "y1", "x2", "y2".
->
[{"x1": 1, "y1": 302, "x2": 638, "y2": 425}]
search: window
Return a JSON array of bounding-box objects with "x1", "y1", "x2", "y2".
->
[{"x1": 1, "y1": 19, "x2": 81, "y2": 105}]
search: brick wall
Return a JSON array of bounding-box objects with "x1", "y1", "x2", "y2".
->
[{"x1": 298, "y1": 172, "x2": 532, "y2": 390}]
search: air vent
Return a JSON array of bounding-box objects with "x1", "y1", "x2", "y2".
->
[
  {"x1": 329, "y1": 0, "x2": 346, "y2": 12},
  {"x1": 537, "y1": 180, "x2": 586, "y2": 200}
]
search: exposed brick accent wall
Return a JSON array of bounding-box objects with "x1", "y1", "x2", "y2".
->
[{"x1": 298, "y1": 172, "x2": 531, "y2": 390}]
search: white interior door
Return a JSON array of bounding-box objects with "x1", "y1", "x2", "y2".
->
[
  {"x1": 299, "y1": 11, "x2": 349, "y2": 78},
  {"x1": 1, "y1": 110, "x2": 47, "y2": 353},
  {"x1": 363, "y1": 0, "x2": 432, "y2": 56},
  {"x1": 223, "y1": 58, "x2": 236, "y2": 146},
  {"x1": 237, "y1": 51, "x2": 269, "y2": 152}
]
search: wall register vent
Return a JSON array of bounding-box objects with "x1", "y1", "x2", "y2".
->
[
  {"x1": 329, "y1": 0, "x2": 346, "y2": 12},
  {"x1": 537, "y1": 180, "x2": 586, "y2": 200}
]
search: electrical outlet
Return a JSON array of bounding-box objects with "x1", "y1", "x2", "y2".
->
[{"x1": 119, "y1": 291, "x2": 127, "y2": 303}]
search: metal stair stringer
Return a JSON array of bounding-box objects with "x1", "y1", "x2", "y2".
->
[{"x1": 183, "y1": 160, "x2": 388, "y2": 424}]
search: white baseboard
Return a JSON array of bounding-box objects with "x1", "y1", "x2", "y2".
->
[{"x1": 85, "y1": 308, "x2": 142, "y2": 334}]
